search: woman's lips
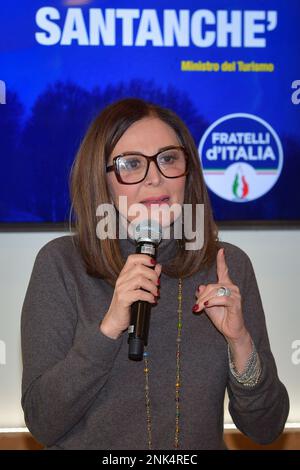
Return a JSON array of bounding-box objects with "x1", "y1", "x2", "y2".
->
[{"x1": 140, "y1": 197, "x2": 170, "y2": 206}]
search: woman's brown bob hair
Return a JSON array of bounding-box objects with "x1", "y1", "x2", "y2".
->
[{"x1": 70, "y1": 98, "x2": 219, "y2": 286}]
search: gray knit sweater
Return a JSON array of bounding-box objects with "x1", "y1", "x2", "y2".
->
[{"x1": 21, "y1": 235, "x2": 289, "y2": 450}]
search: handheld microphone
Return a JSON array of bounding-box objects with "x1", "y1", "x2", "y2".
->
[{"x1": 128, "y1": 219, "x2": 162, "y2": 361}]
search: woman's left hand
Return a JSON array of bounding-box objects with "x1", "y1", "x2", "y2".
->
[{"x1": 193, "y1": 248, "x2": 248, "y2": 342}]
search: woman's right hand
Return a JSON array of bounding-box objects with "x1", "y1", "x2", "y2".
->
[{"x1": 99, "y1": 255, "x2": 162, "y2": 339}]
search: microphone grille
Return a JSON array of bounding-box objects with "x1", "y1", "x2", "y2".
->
[{"x1": 134, "y1": 219, "x2": 162, "y2": 245}]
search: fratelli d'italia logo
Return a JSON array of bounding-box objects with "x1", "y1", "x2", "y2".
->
[{"x1": 198, "y1": 113, "x2": 283, "y2": 202}]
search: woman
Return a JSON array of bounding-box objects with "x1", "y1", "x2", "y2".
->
[{"x1": 21, "y1": 98, "x2": 289, "y2": 450}]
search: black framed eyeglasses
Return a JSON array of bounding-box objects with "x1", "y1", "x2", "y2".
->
[{"x1": 106, "y1": 145, "x2": 189, "y2": 185}]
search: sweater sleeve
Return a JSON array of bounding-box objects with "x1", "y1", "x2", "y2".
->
[
  {"x1": 21, "y1": 240, "x2": 123, "y2": 447},
  {"x1": 226, "y1": 249, "x2": 289, "y2": 444}
]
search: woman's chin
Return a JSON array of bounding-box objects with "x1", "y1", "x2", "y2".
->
[{"x1": 126, "y1": 202, "x2": 182, "y2": 228}]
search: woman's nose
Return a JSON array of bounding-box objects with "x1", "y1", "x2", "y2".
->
[{"x1": 144, "y1": 161, "x2": 162, "y2": 185}]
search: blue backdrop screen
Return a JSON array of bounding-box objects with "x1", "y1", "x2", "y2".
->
[{"x1": 1, "y1": 0, "x2": 300, "y2": 224}]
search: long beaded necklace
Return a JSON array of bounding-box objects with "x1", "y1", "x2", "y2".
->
[{"x1": 143, "y1": 277, "x2": 183, "y2": 450}]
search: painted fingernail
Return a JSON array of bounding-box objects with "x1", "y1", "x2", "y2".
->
[
  {"x1": 150, "y1": 258, "x2": 156, "y2": 265},
  {"x1": 204, "y1": 301, "x2": 209, "y2": 306},
  {"x1": 192, "y1": 304, "x2": 199, "y2": 312},
  {"x1": 157, "y1": 278, "x2": 160, "y2": 285}
]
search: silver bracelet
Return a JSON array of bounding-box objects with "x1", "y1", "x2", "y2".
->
[{"x1": 228, "y1": 340, "x2": 262, "y2": 387}]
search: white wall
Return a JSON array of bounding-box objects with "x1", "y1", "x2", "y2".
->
[{"x1": 0, "y1": 229, "x2": 299, "y2": 428}]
